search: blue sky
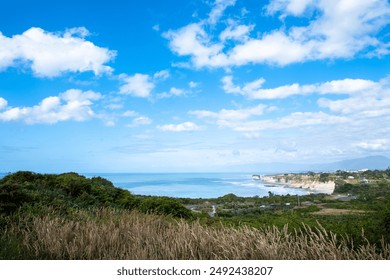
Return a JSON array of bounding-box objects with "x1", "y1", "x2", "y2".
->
[{"x1": 1, "y1": 0, "x2": 390, "y2": 173}]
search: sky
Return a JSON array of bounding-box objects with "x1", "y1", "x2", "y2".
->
[{"x1": 0, "y1": 0, "x2": 390, "y2": 173}]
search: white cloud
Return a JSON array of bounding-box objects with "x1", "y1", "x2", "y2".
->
[
  {"x1": 216, "y1": 75, "x2": 390, "y2": 135},
  {"x1": 0, "y1": 89, "x2": 101, "y2": 124},
  {"x1": 190, "y1": 104, "x2": 267, "y2": 122},
  {"x1": 169, "y1": 87, "x2": 186, "y2": 96},
  {"x1": 217, "y1": 111, "x2": 350, "y2": 132},
  {"x1": 158, "y1": 122, "x2": 200, "y2": 132},
  {"x1": 219, "y1": 22, "x2": 254, "y2": 42},
  {"x1": 121, "y1": 110, "x2": 152, "y2": 127},
  {"x1": 165, "y1": 0, "x2": 390, "y2": 68},
  {"x1": 265, "y1": 0, "x2": 315, "y2": 17},
  {"x1": 164, "y1": 23, "x2": 227, "y2": 68},
  {"x1": 242, "y1": 132, "x2": 262, "y2": 139},
  {"x1": 126, "y1": 116, "x2": 153, "y2": 127},
  {"x1": 64, "y1": 27, "x2": 91, "y2": 38},
  {"x1": 122, "y1": 110, "x2": 138, "y2": 117},
  {"x1": 208, "y1": 0, "x2": 237, "y2": 25},
  {"x1": 353, "y1": 139, "x2": 389, "y2": 150},
  {"x1": 190, "y1": 101, "x2": 350, "y2": 132},
  {"x1": 104, "y1": 120, "x2": 116, "y2": 127},
  {"x1": 229, "y1": 31, "x2": 309, "y2": 66},
  {"x1": 0, "y1": 97, "x2": 7, "y2": 110},
  {"x1": 189, "y1": 81, "x2": 198, "y2": 88},
  {"x1": 153, "y1": 69, "x2": 170, "y2": 80},
  {"x1": 119, "y1": 73, "x2": 155, "y2": 98},
  {"x1": 119, "y1": 70, "x2": 172, "y2": 98},
  {"x1": 222, "y1": 75, "x2": 382, "y2": 99},
  {"x1": 133, "y1": 116, "x2": 152, "y2": 126},
  {"x1": 318, "y1": 77, "x2": 390, "y2": 116},
  {"x1": 157, "y1": 86, "x2": 194, "y2": 99},
  {"x1": 0, "y1": 27, "x2": 115, "y2": 77}
]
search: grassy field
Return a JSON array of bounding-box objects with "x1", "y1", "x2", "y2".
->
[{"x1": 2, "y1": 208, "x2": 389, "y2": 260}]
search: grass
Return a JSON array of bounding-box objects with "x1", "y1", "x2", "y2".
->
[{"x1": 2, "y1": 208, "x2": 389, "y2": 260}]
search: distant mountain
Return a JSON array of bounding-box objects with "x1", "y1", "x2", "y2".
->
[
  {"x1": 238, "y1": 155, "x2": 390, "y2": 174},
  {"x1": 317, "y1": 155, "x2": 390, "y2": 172}
]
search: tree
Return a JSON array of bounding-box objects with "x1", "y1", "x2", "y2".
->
[
  {"x1": 138, "y1": 197, "x2": 192, "y2": 218},
  {"x1": 0, "y1": 182, "x2": 30, "y2": 214}
]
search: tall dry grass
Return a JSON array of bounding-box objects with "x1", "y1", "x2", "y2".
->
[{"x1": 3, "y1": 209, "x2": 390, "y2": 259}]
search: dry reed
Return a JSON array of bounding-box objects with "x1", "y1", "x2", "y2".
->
[{"x1": 4, "y1": 209, "x2": 390, "y2": 260}]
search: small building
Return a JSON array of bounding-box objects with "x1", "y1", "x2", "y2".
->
[{"x1": 360, "y1": 178, "x2": 369, "y2": 184}]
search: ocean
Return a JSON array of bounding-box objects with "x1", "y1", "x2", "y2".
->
[
  {"x1": 0, "y1": 172, "x2": 311, "y2": 198},
  {"x1": 82, "y1": 172, "x2": 311, "y2": 198}
]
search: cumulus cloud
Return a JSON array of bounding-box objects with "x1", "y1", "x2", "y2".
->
[
  {"x1": 164, "y1": 0, "x2": 390, "y2": 68},
  {"x1": 219, "y1": 22, "x2": 254, "y2": 42},
  {"x1": 222, "y1": 75, "x2": 381, "y2": 99},
  {"x1": 208, "y1": 0, "x2": 237, "y2": 25},
  {"x1": 153, "y1": 69, "x2": 170, "y2": 80},
  {"x1": 190, "y1": 104, "x2": 267, "y2": 121},
  {"x1": 133, "y1": 116, "x2": 152, "y2": 126},
  {"x1": 217, "y1": 75, "x2": 390, "y2": 133},
  {"x1": 0, "y1": 89, "x2": 101, "y2": 124},
  {"x1": 169, "y1": 87, "x2": 185, "y2": 96},
  {"x1": 125, "y1": 116, "x2": 153, "y2": 127},
  {"x1": 119, "y1": 73, "x2": 155, "y2": 98},
  {"x1": 0, "y1": 27, "x2": 115, "y2": 77},
  {"x1": 119, "y1": 69, "x2": 172, "y2": 98},
  {"x1": 0, "y1": 97, "x2": 7, "y2": 110},
  {"x1": 158, "y1": 122, "x2": 200, "y2": 132},
  {"x1": 122, "y1": 110, "x2": 152, "y2": 127},
  {"x1": 122, "y1": 110, "x2": 138, "y2": 117},
  {"x1": 265, "y1": 0, "x2": 315, "y2": 17},
  {"x1": 317, "y1": 76, "x2": 390, "y2": 117},
  {"x1": 190, "y1": 102, "x2": 350, "y2": 132},
  {"x1": 216, "y1": 111, "x2": 349, "y2": 132},
  {"x1": 164, "y1": 23, "x2": 227, "y2": 68},
  {"x1": 353, "y1": 139, "x2": 389, "y2": 150}
]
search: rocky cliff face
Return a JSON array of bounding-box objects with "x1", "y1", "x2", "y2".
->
[{"x1": 262, "y1": 174, "x2": 335, "y2": 194}]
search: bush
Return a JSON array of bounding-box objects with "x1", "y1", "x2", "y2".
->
[
  {"x1": 0, "y1": 182, "x2": 31, "y2": 214},
  {"x1": 138, "y1": 197, "x2": 192, "y2": 218},
  {"x1": 55, "y1": 173, "x2": 91, "y2": 197}
]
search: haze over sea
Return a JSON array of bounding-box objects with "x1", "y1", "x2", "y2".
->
[{"x1": 82, "y1": 173, "x2": 310, "y2": 198}]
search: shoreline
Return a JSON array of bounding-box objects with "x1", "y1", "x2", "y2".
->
[{"x1": 261, "y1": 174, "x2": 335, "y2": 194}]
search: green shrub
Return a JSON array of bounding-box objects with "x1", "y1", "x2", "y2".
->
[
  {"x1": 0, "y1": 182, "x2": 31, "y2": 215},
  {"x1": 138, "y1": 197, "x2": 192, "y2": 218},
  {"x1": 55, "y1": 173, "x2": 91, "y2": 197}
]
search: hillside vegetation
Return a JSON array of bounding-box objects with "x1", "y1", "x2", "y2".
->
[{"x1": 1, "y1": 170, "x2": 390, "y2": 259}]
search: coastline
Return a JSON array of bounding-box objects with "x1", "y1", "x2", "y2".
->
[
  {"x1": 262, "y1": 174, "x2": 335, "y2": 194},
  {"x1": 288, "y1": 181, "x2": 335, "y2": 194}
]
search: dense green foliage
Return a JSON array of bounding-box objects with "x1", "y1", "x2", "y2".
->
[{"x1": 0, "y1": 171, "x2": 191, "y2": 218}]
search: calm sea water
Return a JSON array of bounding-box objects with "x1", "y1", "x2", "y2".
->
[
  {"x1": 82, "y1": 173, "x2": 311, "y2": 198},
  {"x1": 0, "y1": 172, "x2": 311, "y2": 198}
]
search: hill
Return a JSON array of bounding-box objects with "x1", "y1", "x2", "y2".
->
[{"x1": 319, "y1": 155, "x2": 390, "y2": 171}]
